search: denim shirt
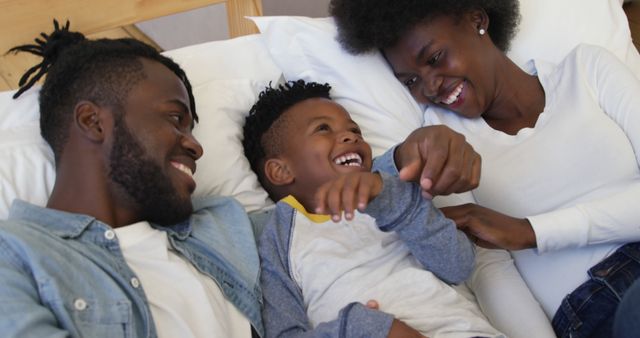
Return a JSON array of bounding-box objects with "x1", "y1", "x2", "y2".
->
[{"x1": 0, "y1": 196, "x2": 263, "y2": 338}]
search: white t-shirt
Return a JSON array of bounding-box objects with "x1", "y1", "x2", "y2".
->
[
  {"x1": 426, "y1": 44, "x2": 640, "y2": 317},
  {"x1": 280, "y1": 196, "x2": 503, "y2": 338},
  {"x1": 114, "y1": 221, "x2": 251, "y2": 338}
]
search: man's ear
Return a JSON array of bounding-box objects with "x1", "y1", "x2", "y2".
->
[
  {"x1": 264, "y1": 158, "x2": 294, "y2": 186},
  {"x1": 74, "y1": 100, "x2": 106, "y2": 143}
]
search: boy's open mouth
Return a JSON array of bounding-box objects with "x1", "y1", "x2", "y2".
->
[{"x1": 333, "y1": 152, "x2": 363, "y2": 167}]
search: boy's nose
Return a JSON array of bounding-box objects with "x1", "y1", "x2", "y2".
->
[{"x1": 340, "y1": 132, "x2": 358, "y2": 143}]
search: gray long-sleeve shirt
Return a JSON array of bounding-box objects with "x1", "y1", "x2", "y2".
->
[{"x1": 257, "y1": 147, "x2": 478, "y2": 338}]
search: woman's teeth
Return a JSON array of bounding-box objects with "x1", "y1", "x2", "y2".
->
[{"x1": 442, "y1": 82, "x2": 464, "y2": 105}]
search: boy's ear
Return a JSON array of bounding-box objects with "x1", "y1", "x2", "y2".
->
[
  {"x1": 264, "y1": 158, "x2": 294, "y2": 186},
  {"x1": 74, "y1": 100, "x2": 106, "y2": 143}
]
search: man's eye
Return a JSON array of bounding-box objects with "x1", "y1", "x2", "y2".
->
[
  {"x1": 404, "y1": 76, "x2": 418, "y2": 88},
  {"x1": 427, "y1": 51, "x2": 441, "y2": 65},
  {"x1": 170, "y1": 113, "x2": 182, "y2": 123}
]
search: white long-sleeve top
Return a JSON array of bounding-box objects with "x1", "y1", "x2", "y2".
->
[{"x1": 425, "y1": 44, "x2": 640, "y2": 317}]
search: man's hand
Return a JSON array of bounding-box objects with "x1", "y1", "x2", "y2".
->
[
  {"x1": 314, "y1": 172, "x2": 383, "y2": 222},
  {"x1": 363, "y1": 300, "x2": 428, "y2": 338},
  {"x1": 388, "y1": 319, "x2": 429, "y2": 338},
  {"x1": 394, "y1": 125, "x2": 480, "y2": 199},
  {"x1": 440, "y1": 203, "x2": 537, "y2": 250}
]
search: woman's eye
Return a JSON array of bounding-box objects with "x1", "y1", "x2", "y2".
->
[
  {"x1": 427, "y1": 51, "x2": 441, "y2": 65},
  {"x1": 404, "y1": 76, "x2": 418, "y2": 88}
]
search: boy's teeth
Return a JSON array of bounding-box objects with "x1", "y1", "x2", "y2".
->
[
  {"x1": 334, "y1": 153, "x2": 363, "y2": 166},
  {"x1": 442, "y1": 82, "x2": 464, "y2": 105}
]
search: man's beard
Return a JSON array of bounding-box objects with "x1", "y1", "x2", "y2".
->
[{"x1": 109, "y1": 117, "x2": 193, "y2": 226}]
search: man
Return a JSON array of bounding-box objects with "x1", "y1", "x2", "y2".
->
[{"x1": 2, "y1": 22, "x2": 262, "y2": 337}]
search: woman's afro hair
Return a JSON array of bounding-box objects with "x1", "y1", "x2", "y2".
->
[{"x1": 329, "y1": 0, "x2": 520, "y2": 54}]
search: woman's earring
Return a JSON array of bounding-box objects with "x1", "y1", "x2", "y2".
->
[{"x1": 479, "y1": 28, "x2": 486, "y2": 36}]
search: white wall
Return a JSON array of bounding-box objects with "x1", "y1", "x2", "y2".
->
[{"x1": 137, "y1": 0, "x2": 330, "y2": 51}]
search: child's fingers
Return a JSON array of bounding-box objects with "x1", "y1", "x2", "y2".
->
[
  {"x1": 365, "y1": 299, "x2": 380, "y2": 310},
  {"x1": 326, "y1": 177, "x2": 345, "y2": 222},
  {"x1": 314, "y1": 182, "x2": 330, "y2": 214},
  {"x1": 356, "y1": 175, "x2": 372, "y2": 211},
  {"x1": 341, "y1": 176, "x2": 358, "y2": 220}
]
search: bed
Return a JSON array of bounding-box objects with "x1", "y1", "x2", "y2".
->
[{"x1": 1, "y1": 0, "x2": 639, "y2": 326}]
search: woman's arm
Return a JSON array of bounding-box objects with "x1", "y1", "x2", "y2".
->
[{"x1": 442, "y1": 45, "x2": 640, "y2": 252}]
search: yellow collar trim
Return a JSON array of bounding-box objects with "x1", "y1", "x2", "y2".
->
[{"x1": 281, "y1": 195, "x2": 331, "y2": 223}]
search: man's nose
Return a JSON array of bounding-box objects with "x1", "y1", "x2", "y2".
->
[{"x1": 183, "y1": 132, "x2": 203, "y2": 160}]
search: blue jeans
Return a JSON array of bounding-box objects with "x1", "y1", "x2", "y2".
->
[
  {"x1": 613, "y1": 277, "x2": 640, "y2": 338},
  {"x1": 552, "y1": 242, "x2": 640, "y2": 338}
]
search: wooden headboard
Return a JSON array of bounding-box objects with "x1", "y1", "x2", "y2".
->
[
  {"x1": 0, "y1": 0, "x2": 263, "y2": 91},
  {"x1": 0, "y1": 0, "x2": 262, "y2": 52}
]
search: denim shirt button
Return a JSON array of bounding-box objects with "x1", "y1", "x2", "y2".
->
[
  {"x1": 74, "y1": 298, "x2": 87, "y2": 311},
  {"x1": 130, "y1": 277, "x2": 141, "y2": 288},
  {"x1": 104, "y1": 230, "x2": 116, "y2": 240}
]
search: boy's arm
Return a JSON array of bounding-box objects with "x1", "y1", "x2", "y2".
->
[
  {"x1": 371, "y1": 150, "x2": 475, "y2": 284},
  {"x1": 259, "y1": 206, "x2": 395, "y2": 338}
]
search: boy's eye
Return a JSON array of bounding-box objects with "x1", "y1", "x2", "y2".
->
[
  {"x1": 315, "y1": 123, "x2": 331, "y2": 132},
  {"x1": 427, "y1": 51, "x2": 441, "y2": 65},
  {"x1": 350, "y1": 127, "x2": 362, "y2": 135}
]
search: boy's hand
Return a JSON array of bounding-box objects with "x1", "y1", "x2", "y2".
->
[
  {"x1": 394, "y1": 125, "x2": 481, "y2": 199},
  {"x1": 314, "y1": 172, "x2": 383, "y2": 222}
]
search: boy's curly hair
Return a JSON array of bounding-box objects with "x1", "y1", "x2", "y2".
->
[
  {"x1": 329, "y1": 0, "x2": 520, "y2": 54},
  {"x1": 242, "y1": 80, "x2": 332, "y2": 185}
]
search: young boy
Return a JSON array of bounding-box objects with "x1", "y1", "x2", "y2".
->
[{"x1": 243, "y1": 80, "x2": 504, "y2": 338}]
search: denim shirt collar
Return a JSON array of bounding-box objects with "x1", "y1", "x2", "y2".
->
[
  {"x1": 9, "y1": 199, "x2": 193, "y2": 240},
  {"x1": 150, "y1": 218, "x2": 192, "y2": 240},
  {"x1": 9, "y1": 200, "x2": 98, "y2": 238}
]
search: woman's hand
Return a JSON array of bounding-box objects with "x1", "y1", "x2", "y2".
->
[
  {"x1": 441, "y1": 203, "x2": 537, "y2": 250},
  {"x1": 394, "y1": 125, "x2": 481, "y2": 199}
]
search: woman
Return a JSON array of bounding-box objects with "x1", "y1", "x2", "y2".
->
[{"x1": 330, "y1": 1, "x2": 640, "y2": 338}]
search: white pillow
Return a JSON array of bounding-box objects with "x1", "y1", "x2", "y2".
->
[
  {"x1": 253, "y1": 0, "x2": 640, "y2": 149},
  {"x1": 164, "y1": 34, "x2": 281, "y2": 212},
  {"x1": 0, "y1": 34, "x2": 281, "y2": 219},
  {"x1": 252, "y1": 16, "x2": 423, "y2": 157},
  {"x1": 0, "y1": 88, "x2": 55, "y2": 219},
  {"x1": 509, "y1": 0, "x2": 640, "y2": 77},
  {"x1": 190, "y1": 79, "x2": 273, "y2": 212}
]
